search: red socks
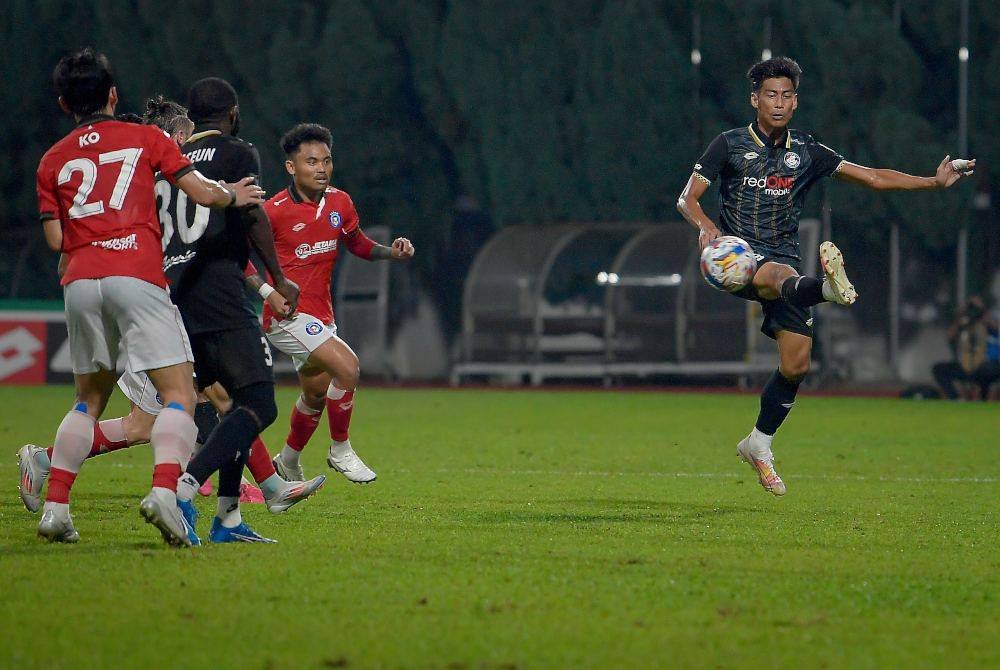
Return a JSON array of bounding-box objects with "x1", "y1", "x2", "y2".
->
[
  {"x1": 46, "y1": 468, "x2": 77, "y2": 504},
  {"x1": 246, "y1": 437, "x2": 276, "y2": 484},
  {"x1": 285, "y1": 397, "x2": 321, "y2": 451},
  {"x1": 46, "y1": 418, "x2": 129, "y2": 461},
  {"x1": 326, "y1": 389, "x2": 355, "y2": 443},
  {"x1": 151, "y1": 463, "x2": 182, "y2": 491}
]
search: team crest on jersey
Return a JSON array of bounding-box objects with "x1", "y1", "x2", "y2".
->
[
  {"x1": 292, "y1": 222, "x2": 306, "y2": 232},
  {"x1": 783, "y1": 152, "x2": 801, "y2": 168},
  {"x1": 329, "y1": 211, "x2": 342, "y2": 229},
  {"x1": 305, "y1": 321, "x2": 324, "y2": 336}
]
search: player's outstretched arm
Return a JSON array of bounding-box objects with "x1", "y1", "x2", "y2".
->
[
  {"x1": 245, "y1": 207, "x2": 300, "y2": 312},
  {"x1": 835, "y1": 156, "x2": 976, "y2": 191},
  {"x1": 677, "y1": 174, "x2": 721, "y2": 251},
  {"x1": 176, "y1": 173, "x2": 265, "y2": 208}
]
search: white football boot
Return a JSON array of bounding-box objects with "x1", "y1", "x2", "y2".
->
[
  {"x1": 265, "y1": 474, "x2": 327, "y2": 514},
  {"x1": 327, "y1": 440, "x2": 377, "y2": 483},
  {"x1": 272, "y1": 454, "x2": 305, "y2": 483},
  {"x1": 736, "y1": 431, "x2": 786, "y2": 497},
  {"x1": 819, "y1": 241, "x2": 857, "y2": 305},
  {"x1": 139, "y1": 490, "x2": 193, "y2": 547},
  {"x1": 17, "y1": 444, "x2": 50, "y2": 513},
  {"x1": 37, "y1": 505, "x2": 80, "y2": 543}
]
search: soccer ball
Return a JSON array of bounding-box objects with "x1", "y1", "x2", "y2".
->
[{"x1": 700, "y1": 236, "x2": 757, "y2": 292}]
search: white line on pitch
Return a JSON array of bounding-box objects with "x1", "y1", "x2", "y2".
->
[
  {"x1": 411, "y1": 468, "x2": 998, "y2": 484},
  {"x1": 82, "y1": 463, "x2": 999, "y2": 483}
]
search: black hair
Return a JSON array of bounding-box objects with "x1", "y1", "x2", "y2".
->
[
  {"x1": 747, "y1": 56, "x2": 802, "y2": 92},
  {"x1": 115, "y1": 112, "x2": 143, "y2": 124},
  {"x1": 53, "y1": 47, "x2": 115, "y2": 116},
  {"x1": 187, "y1": 77, "x2": 238, "y2": 123},
  {"x1": 143, "y1": 95, "x2": 191, "y2": 135},
  {"x1": 280, "y1": 123, "x2": 333, "y2": 156}
]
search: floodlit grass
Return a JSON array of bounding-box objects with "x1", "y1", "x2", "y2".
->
[{"x1": 0, "y1": 386, "x2": 997, "y2": 669}]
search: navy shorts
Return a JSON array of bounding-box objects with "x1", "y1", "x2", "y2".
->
[
  {"x1": 733, "y1": 255, "x2": 813, "y2": 340},
  {"x1": 189, "y1": 326, "x2": 275, "y2": 392}
]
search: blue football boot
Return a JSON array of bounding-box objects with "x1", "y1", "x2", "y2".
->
[
  {"x1": 208, "y1": 517, "x2": 277, "y2": 544},
  {"x1": 176, "y1": 498, "x2": 202, "y2": 546}
]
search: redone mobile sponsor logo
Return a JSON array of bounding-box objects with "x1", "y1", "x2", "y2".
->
[{"x1": 742, "y1": 174, "x2": 795, "y2": 196}]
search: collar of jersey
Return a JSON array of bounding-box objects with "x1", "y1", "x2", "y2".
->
[
  {"x1": 748, "y1": 122, "x2": 792, "y2": 150},
  {"x1": 75, "y1": 113, "x2": 115, "y2": 128},
  {"x1": 287, "y1": 183, "x2": 325, "y2": 206},
  {"x1": 185, "y1": 129, "x2": 223, "y2": 144}
]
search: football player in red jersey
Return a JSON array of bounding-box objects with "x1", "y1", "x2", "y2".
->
[
  {"x1": 33, "y1": 49, "x2": 264, "y2": 545},
  {"x1": 20, "y1": 97, "x2": 323, "y2": 519},
  {"x1": 252, "y1": 123, "x2": 414, "y2": 484}
]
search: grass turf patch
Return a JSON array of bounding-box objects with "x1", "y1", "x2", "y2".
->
[{"x1": 0, "y1": 386, "x2": 997, "y2": 669}]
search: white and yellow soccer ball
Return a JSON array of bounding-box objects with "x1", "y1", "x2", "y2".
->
[{"x1": 699, "y1": 235, "x2": 757, "y2": 292}]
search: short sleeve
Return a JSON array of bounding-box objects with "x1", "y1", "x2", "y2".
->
[
  {"x1": 36, "y1": 158, "x2": 60, "y2": 222},
  {"x1": 693, "y1": 133, "x2": 729, "y2": 184},
  {"x1": 339, "y1": 193, "x2": 361, "y2": 236},
  {"x1": 810, "y1": 141, "x2": 845, "y2": 178},
  {"x1": 145, "y1": 127, "x2": 193, "y2": 183}
]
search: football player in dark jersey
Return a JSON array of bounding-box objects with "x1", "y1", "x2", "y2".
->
[
  {"x1": 677, "y1": 57, "x2": 976, "y2": 497},
  {"x1": 160, "y1": 77, "x2": 302, "y2": 543}
]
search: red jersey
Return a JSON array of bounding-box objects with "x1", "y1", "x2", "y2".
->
[
  {"x1": 37, "y1": 115, "x2": 193, "y2": 288},
  {"x1": 261, "y1": 185, "x2": 376, "y2": 325}
]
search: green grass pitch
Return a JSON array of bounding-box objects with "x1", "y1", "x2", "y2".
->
[{"x1": 0, "y1": 385, "x2": 997, "y2": 669}]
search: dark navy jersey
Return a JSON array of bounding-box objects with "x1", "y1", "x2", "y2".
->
[
  {"x1": 694, "y1": 123, "x2": 844, "y2": 265},
  {"x1": 156, "y1": 128, "x2": 262, "y2": 334}
]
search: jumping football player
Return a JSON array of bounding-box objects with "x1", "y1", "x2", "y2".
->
[
  {"x1": 677, "y1": 56, "x2": 975, "y2": 496},
  {"x1": 256, "y1": 123, "x2": 414, "y2": 484},
  {"x1": 34, "y1": 49, "x2": 264, "y2": 544},
  {"x1": 162, "y1": 77, "x2": 302, "y2": 544}
]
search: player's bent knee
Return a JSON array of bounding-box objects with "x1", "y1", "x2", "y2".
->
[
  {"x1": 780, "y1": 359, "x2": 810, "y2": 381},
  {"x1": 233, "y1": 382, "x2": 278, "y2": 429}
]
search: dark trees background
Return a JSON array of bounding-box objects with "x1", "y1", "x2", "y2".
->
[{"x1": 2, "y1": 0, "x2": 996, "y2": 304}]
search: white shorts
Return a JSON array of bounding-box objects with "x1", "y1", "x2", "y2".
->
[
  {"x1": 265, "y1": 313, "x2": 337, "y2": 372},
  {"x1": 64, "y1": 277, "x2": 193, "y2": 375},
  {"x1": 117, "y1": 365, "x2": 164, "y2": 416}
]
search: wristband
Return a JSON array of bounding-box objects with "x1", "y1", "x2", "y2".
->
[{"x1": 258, "y1": 283, "x2": 275, "y2": 300}]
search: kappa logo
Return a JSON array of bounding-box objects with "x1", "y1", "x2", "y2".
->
[
  {"x1": 305, "y1": 321, "x2": 324, "y2": 336},
  {"x1": 292, "y1": 222, "x2": 306, "y2": 232},
  {"x1": 0, "y1": 328, "x2": 43, "y2": 379},
  {"x1": 329, "y1": 211, "x2": 342, "y2": 229},
  {"x1": 743, "y1": 151, "x2": 760, "y2": 161},
  {"x1": 783, "y1": 152, "x2": 801, "y2": 169}
]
